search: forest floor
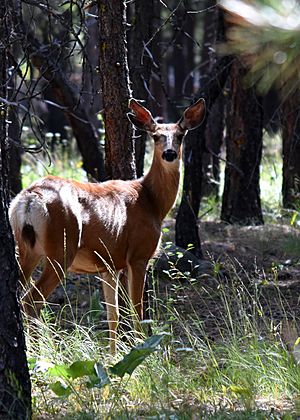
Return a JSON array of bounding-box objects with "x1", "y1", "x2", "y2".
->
[
  {"x1": 38, "y1": 219, "x2": 300, "y2": 418},
  {"x1": 49, "y1": 220, "x2": 300, "y2": 332}
]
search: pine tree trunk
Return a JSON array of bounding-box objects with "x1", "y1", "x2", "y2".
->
[
  {"x1": 98, "y1": 0, "x2": 136, "y2": 180},
  {"x1": 175, "y1": 8, "x2": 231, "y2": 257},
  {"x1": 221, "y1": 60, "x2": 263, "y2": 225},
  {"x1": 200, "y1": 3, "x2": 224, "y2": 198},
  {"x1": 202, "y1": 94, "x2": 225, "y2": 197},
  {"x1": 128, "y1": 0, "x2": 154, "y2": 177},
  {"x1": 282, "y1": 91, "x2": 300, "y2": 208},
  {"x1": 0, "y1": 2, "x2": 32, "y2": 417},
  {"x1": 7, "y1": 60, "x2": 22, "y2": 196}
]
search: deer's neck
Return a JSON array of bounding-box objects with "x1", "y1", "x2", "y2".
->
[{"x1": 141, "y1": 149, "x2": 181, "y2": 221}]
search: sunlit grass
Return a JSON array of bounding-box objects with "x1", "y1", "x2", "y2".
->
[
  {"x1": 21, "y1": 134, "x2": 88, "y2": 188},
  {"x1": 25, "y1": 256, "x2": 300, "y2": 418}
]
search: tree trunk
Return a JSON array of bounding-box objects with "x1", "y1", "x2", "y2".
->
[
  {"x1": 98, "y1": 0, "x2": 136, "y2": 180},
  {"x1": 221, "y1": 60, "x2": 264, "y2": 225},
  {"x1": 82, "y1": 7, "x2": 102, "y2": 130},
  {"x1": 200, "y1": 3, "x2": 224, "y2": 198},
  {"x1": 175, "y1": 8, "x2": 231, "y2": 257},
  {"x1": 282, "y1": 91, "x2": 300, "y2": 208},
  {"x1": 128, "y1": 0, "x2": 154, "y2": 177},
  {"x1": 0, "y1": 2, "x2": 32, "y2": 417},
  {"x1": 8, "y1": 103, "x2": 22, "y2": 196},
  {"x1": 28, "y1": 35, "x2": 105, "y2": 182},
  {"x1": 176, "y1": 127, "x2": 204, "y2": 258},
  {"x1": 202, "y1": 94, "x2": 225, "y2": 197},
  {"x1": 7, "y1": 61, "x2": 22, "y2": 196}
]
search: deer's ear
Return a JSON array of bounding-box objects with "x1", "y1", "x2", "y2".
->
[
  {"x1": 127, "y1": 99, "x2": 156, "y2": 132},
  {"x1": 178, "y1": 98, "x2": 206, "y2": 131}
]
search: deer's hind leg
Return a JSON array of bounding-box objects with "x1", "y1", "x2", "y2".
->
[
  {"x1": 22, "y1": 221, "x2": 79, "y2": 318},
  {"x1": 17, "y1": 241, "x2": 42, "y2": 288}
]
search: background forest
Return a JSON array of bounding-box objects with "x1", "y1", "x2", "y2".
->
[{"x1": 1, "y1": 0, "x2": 300, "y2": 418}]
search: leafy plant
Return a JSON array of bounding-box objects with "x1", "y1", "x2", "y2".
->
[{"x1": 30, "y1": 335, "x2": 164, "y2": 399}]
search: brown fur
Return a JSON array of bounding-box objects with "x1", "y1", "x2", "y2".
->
[{"x1": 9, "y1": 98, "x2": 205, "y2": 353}]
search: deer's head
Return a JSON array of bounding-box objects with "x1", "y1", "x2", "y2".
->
[{"x1": 127, "y1": 98, "x2": 206, "y2": 163}]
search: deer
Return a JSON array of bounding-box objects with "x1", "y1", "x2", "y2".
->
[{"x1": 9, "y1": 98, "x2": 206, "y2": 354}]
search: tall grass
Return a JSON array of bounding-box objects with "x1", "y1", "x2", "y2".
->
[{"x1": 25, "y1": 256, "x2": 300, "y2": 418}]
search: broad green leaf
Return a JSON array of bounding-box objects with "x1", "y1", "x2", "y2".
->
[
  {"x1": 109, "y1": 334, "x2": 164, "y2": 378},
  {"x1": 67, "y1": 360, "x2": 97, "y2": 379},
  {"x1": 49, "y1": 380, "x2": 72, "y2": 397},
  {"x1": 47, "y1": 364, "x2": 70, "y2": 379}
]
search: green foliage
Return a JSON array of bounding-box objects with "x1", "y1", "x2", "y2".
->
[
  {"x1": 29, "y1": 335, "x2": 164, "y2": 403},
  {"x1": 21, "y1": 128, "x2": 87, "y2": 188},
  {"x1": 26, "y1": 255, "x2": 300, "y2": 418},
  {"x1": 109, "y1": 335, "x2": 164, "y2": 378}
]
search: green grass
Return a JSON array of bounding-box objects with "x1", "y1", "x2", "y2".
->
[
  {"x1": 21, "y1": 137, "x2": 87, "y2": 188},
  {"x1": 24, "y1": 258, "x2": 300, "y2": 418}
]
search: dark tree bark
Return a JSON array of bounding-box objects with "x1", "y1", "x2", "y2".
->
[
  {"x1": 201, "y1": 3, "x2": 225, "y2": 198},
  {"x1": 8, "y1": 104, "x2": 22, "y2": 196},
  {"x1": 28, "y1": 35, "x2": 105, "y2": 182},
  {"x1": 282, "y1": 91, "x2": 300, "y2": 208},
  {"x1": 149, "y1": 0, "x2": 168, "y2": 119},
  {"x1": 202, "y1": 94, "x2": 225, "y2": 197},
  {"x1": 175, "y1": 7, "x2": 231, "y2": 257},
  {"x1": 82, "y1": 7, "x2": 102, "y2": 130},
  {"x1": 128, "y1": 0, "x2": 154, "y2": 177},
  {"x1": 98, "y1": 0, "x2": 136, "y2": 180},
  {"x1": 221, "y1": 60, "x2": 264, "y2": 225},
  {"x1": 0, "y1": 1, "x2": 32, "y2": 417},
  {"x1": 172, "y1": 1, "x2": 195, "y2": 102},
  {"x1": 43, "y1": 84, "x2": 68, "y2": 148},
  {"x1": 7, "y1": 64, "x2": 22, "y2": 196}
]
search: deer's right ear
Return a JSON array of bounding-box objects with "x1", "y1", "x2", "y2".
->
[{"x1": 127, "y1": 99, "x2": 156, "y2": 132}]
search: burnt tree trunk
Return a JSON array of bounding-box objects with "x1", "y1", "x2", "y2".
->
[
  {"x1": 0, "y1": 2, "x2": 32, "y2": 417},
  {"x1": 83, "y1": 7, "x2": 102, "y2": 130},
  {"x1": 221, "y1": 60, "x2": 263, "y2": 225},
  {"x1": 98, "y1": 0, "x2": 135, "y2": 180},
  {"x1": 128, "y1": 0, "x2": 154, "y2": 177},
  {"x1": 203, "y1": 94, "x2": 225, "y2": 197},
  {"x1": 8, "y1": 60, "x2": 22, "y2": 196},
  {"x1": 28, "y1": 35, "x2": 105, "y2": 182},
  {"x1": 282, "y1": 91, "x2": 300, "y2": 208},
  {"x1": 201, "y1": 3, "x2": 224, "y2": 198},
  {"x1": 175, "y1": 8, "x2": 231, "y2": 257}
]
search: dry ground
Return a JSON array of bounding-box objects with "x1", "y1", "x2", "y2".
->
[{"x1": 44, "y1": 221, "x2": 300, "y2": 343}]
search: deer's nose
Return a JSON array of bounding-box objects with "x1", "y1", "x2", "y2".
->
[{"x1": 162, "y1": 149, "x2": 177, "y2": 162}]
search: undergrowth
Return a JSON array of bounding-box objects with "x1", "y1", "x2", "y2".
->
[{"x1": 25, "y1": 256, "x2": 300, "y2": 419}]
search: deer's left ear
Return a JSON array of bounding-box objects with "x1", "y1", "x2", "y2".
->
[{"x1": 178, "y1": 98, "x2": 206, "y2": 131}]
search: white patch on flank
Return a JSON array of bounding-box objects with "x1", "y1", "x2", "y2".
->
[
  {"x1": 59, "y1": 184, "x2": 83, "y2": 247},
  {"x1": 96, "y1": 193, "x2": 127, "y2": 238}
]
